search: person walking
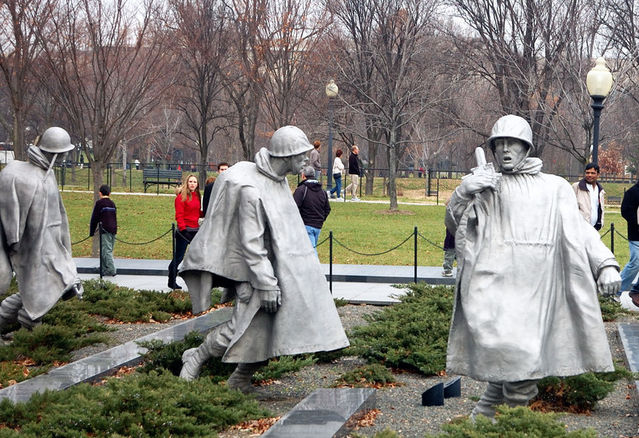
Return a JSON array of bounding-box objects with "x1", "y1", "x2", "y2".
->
[
  {"x1": 620, "y1": 179, "x2": 639, "y2": 294},
  {"x1": 329, "y1": 149, "x2": 344, "y2": 199},
  {"x1": 89, "y1": 184, "x2": 117, "y2": 276},
  {"x1": 572, "y1": 163, "x2": 605, "y2": 230},
  {"x1": 202, "y1": 162, "x2": 229, "y2": 215},
  {"x1": 294, "y1": 166, "x2": 331, "y2": 252},
  {"x1": 168, "y1": 174, "x2": 203, "y2": 290},
  {"x1": 345, "y1": 145, "x2": 361, "y2": 201},
  {"x1": 310, "y1": 140, "x2": 322, "y2": 182}
]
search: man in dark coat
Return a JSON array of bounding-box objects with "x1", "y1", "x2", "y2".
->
[
  {"x1": 293, "y1": 166, "x2": 331, "y2": 253},
  {"x1": 621, "y1": 179, "x2": 639, "y2": 299}
]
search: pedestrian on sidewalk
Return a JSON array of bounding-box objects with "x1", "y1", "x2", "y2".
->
[
  {"x1": 329, "y1": 149, "x2": 344, "y2": 199},
  {"x1": 202, "y1": 162, "x2": 229, "y2": 216},
  {"x1": 294, "y1": 166, "x2": 331, "y2": 253},
  {"x1": 168, "y1": 174, "x2": 203, "y2": 290},
  {"x1": 441, "y1": 228, "x2": 455, "y2": 277},
  {"x1": 620, "y1": 178, "x2": 639, "y2": 297},
  {"x1": 89, "y1": 184, "x2": 117, "y2": 276},
  {"x1": 310, "y1": 140, "x2": 322, "y2": 183},
  {"x1": 572, "y1": 163, "x2": 605, "y2": 230},
  {"x1": 345, "y1": 145, "x2": 361, "y2": 201}
]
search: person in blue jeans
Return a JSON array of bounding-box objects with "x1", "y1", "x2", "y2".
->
[
  {"x1": 329, "y1": 149, "x2": 345, "y2": 198},
  {"x1": 621, "y1": 179, "x2": 639, "y2": 302},
  {"x1": 293, "y1": 166, "x2": 331, "y2": 253}
]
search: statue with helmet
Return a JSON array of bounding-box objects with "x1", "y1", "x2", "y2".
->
[
  {"x1": 445, "y1": 115, "x2": 621, "y2": 419},
  {"x1": 0, "y1": 127, "x2": 83, "y2": 331},
  {"x1": 178, "y1": 125, "x2": 349, "y2": 392}
]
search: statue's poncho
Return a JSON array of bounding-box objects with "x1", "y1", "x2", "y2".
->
[
  {"x1": 445, "y1": 158, "x2": 616, "y2": 382},
  {"x1": 0, "y1": 147, "x2": 78, "y2": 320},
  {"x1": 180, "y1": 148, "x2": 349, "y2": 363}
]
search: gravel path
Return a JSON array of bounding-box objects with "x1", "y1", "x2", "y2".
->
[{"x1": 70, "y1": 304, "x2": 639, "y2": 437}]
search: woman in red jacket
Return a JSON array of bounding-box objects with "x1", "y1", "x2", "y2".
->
[{"x1": 168, "y1": 174, "x2": 203, "y2": 289}]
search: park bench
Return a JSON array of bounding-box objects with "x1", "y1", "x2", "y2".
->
[
  {"x1": 142, "y1": 168, "x2": 183, "y2": 192},
  {"x1": 608, "y1": 195, "x2": 622, "y2": 205}
]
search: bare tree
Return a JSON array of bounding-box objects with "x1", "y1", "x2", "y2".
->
[
  {"x1": 445, "y1": 0, "x2": 602, "y2": 161},
  {"x1": 260, "y1": 0, "x2": 330, "y2": 129},
  {"x1": 331, "y1": 0, "x2": 439, "y2": 210},
  {"x1": 221, "y1": 0, "x2": 268, "y2": 160},
  {"x1": 37, "y1": 0, "x2": 171, "y2": 197},
  {"x1": 0, "y1": 0, "x2": 53, "y2": 159},
  {"x1": 169, "y1": 0, "x2": 230, "y2": 184},
  {"x1": 327, "y1": 0, "x2": 384, "y2": 195}
]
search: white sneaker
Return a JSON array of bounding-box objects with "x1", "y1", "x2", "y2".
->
[
  {"x1": 351, "y1": 197, "x2": 360, "y2": 201},
  {"x1": 442, "y1": 270, "x2": 453, "y2": 277}
]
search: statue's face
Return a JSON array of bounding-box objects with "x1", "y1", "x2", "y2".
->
[
  {"x1": 493, "y1": 138, "x2": 528, "y2": 171},
  {"x1": 288, "y1": 152, "x2": 308, "y2": 175}
]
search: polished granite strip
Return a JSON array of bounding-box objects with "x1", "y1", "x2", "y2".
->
[
  {"x1": 262, "y1": 388, "x2": 376, "y2": 438},
  {"x1": 617, "y1": 322, "x2": 639, "y2": 396},
  {"x1": 0, "y1": 307, "x2": 233, "y2": 404}
]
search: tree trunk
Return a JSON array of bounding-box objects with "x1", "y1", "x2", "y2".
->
[
  {"x1": 121, "y1": 143, "x2": 127, "y2": 187},
  {"x1": 388, "y1": 130, "x2": 398, "y2": 211}
]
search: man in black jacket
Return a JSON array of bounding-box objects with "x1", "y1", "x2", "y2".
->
[
  {"x1": 293, "y1": 166, "x2": 331, "y2": 253},
  {"x1": 621, "y1": 179, "x2": 639, "y2": 302},
  {"x1": 90, "y1": 185, "x2": 118, "y2": 276},
  {"x1": 345, "y1": 145, "x2": 361, "y2": 201}
]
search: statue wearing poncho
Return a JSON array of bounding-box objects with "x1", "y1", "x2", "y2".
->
[{"x1": 446, "y1": 115, "x2": 620, "y2": 418}]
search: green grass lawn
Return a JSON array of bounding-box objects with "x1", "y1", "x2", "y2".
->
[{"x1": 63, "y1": 190, "x2": 631, "y2": 267}]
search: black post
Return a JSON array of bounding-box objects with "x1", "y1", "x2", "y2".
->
[
  {"x1": 610, "y1": 222, "x2": 615, "y2": 254},
  {"x1": 327, "y1": 98, "x2": 334, "y2": 191},
  {"x1": 156, "y1": 163, "x2": 160, "y2": 195},
  {"x1": 414, "y1": 226, "x2": 418, "y2": 283},
  {"x1": 129, "y1": 165, "x2": 132, "y2": 192},
  {"x1": 329, "y1": 231, "x2": 333, "y2": 294},
  {"x1": 427, "y1": 169, "x2": 432, "y2": 196},
  {"x1": 99, "y1": 223, "x2": 103, "y2": 279},
  {"x1": 171, "y1": 223, "x2": 176, "y2": 265},
  {"x1": 87, "y1": 166, "x2": 91, "y2": 191},
  {"x1": 591, "y1": 96, "x2": 605, "y2": 166},
  {"x1": 436, "y1": 175, "x2": 440, "y2": 205}
]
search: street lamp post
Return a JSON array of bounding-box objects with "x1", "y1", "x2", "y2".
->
[
  {"x1": 586, "y1": 57, "x2": 614, "y2": 166},
  {"x1": 325, "y1": 80, "x2": 338, "y2": 190}
]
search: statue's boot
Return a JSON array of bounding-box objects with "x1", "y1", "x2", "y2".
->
[
  {"x1": 471, "y1": 382, "x2": 504, "y2": 420},
  {"x1": 179, "y1": 335, "x2": 226, "y2": 381},
  {"x1": 227, "y1": 362, "x2": 264, "y2": 394},
  {"x1": 503, "y1": 380, "x2": 538, "y2": 408},
  {"x1": 0, "y1": 294, "x2": 22, "y2": 332}
]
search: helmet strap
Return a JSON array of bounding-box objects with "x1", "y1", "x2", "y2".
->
[{"x1": 43, "y1": 153, "x2": 58, "y2": 182}]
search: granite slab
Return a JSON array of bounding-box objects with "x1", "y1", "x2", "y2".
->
[
  {"x1": 262, "y1": 388, "x2": 376, "y2": 437},
  {"x1": 0, "y1": 307, "x2": 233, "y2": 403}
]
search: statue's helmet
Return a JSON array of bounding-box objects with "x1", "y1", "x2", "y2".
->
[
  {"x1": 37, "y1": 127, "x2": 74, "y2": 154},
  {"x1": 487, "y1": 115, "x2": 535, "y2": 154},
  {"x1": 268, "y1": 126, "x2": 314, "y2": 157}
]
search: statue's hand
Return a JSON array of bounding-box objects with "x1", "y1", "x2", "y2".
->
[
  {"x1": 597, "y1": 266, "x2": 621, "y2": 296},
  {"x1": 259, "y1": 289, "x2": 281, "y2": 313},
  {"x1": 458, "y1": 172, "x2": 499, "y2": 197}
]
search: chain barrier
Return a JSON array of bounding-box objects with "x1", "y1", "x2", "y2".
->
[
  {"x1": 315, "y1": 236, "x2": 329, "y2": 248},
  {"x1": 417, "y1": 231, "x2": 445, "y2": 251},
  {"x1": 114, "y1": 228, "x2": 173, "y2": 245},
  {"x1": 600, "y1": 228, "x2": 610, "y2": 238},
  {"x1": 614, "y1": 228, "x2": 628, "y2": 242},
  {"x1": 332, "y1": 233, "x2": 413, "y2": 256},
  {"x1": 71, "y1": 235, "x2": 92, "y2": 245}
]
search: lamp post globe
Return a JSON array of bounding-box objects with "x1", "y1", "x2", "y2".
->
[
  {"x1": 586, "y1": 57, "x2": 613, "y2": 166},
  {"x1": 325, "y1": 80, "x2": 338, "y2": 190}
]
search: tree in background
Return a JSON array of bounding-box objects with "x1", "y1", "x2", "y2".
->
[
  {"x1": 37, "y1": 0, "x2": 171, "y2": 198},
  {"x1": 169, "y1": 0, "x2": 230, "y2": 186},
  {"x1": 0, "y1": 0, "x2": 53, "y2": 159}
]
